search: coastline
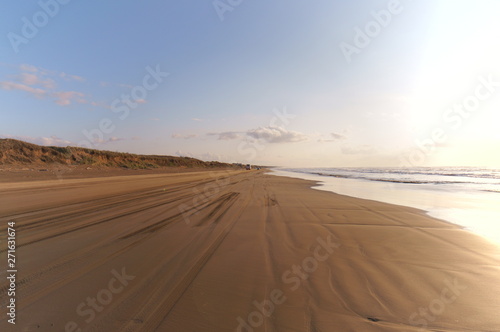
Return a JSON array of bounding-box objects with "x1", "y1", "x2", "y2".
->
[
  {"x1": 1, "y1": 170, "x2": 499, "y2": 331},
  {"x1": 270, "y1": 168, "x2": 500, "y2": 247}
]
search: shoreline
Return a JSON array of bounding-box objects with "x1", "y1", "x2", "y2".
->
[
  {"x1": 270, "y1": 168, "x2": 500, "y2": 247},
  {"x1": 1, "y1": 170, "x2": 499, "y2": 331}
]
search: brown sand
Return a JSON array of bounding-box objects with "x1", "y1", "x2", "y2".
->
[
  {"x1": 0, "y1": 170, "x2": 499, "y2": 332},
  {"x1": 0, "y1": 165, "x2": 240, "y2": 183}
]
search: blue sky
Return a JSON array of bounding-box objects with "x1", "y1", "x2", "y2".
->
[{"x1": 1, "y1": 0, "x2": 500, "y2": 167}]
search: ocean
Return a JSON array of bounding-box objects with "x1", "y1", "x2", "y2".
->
[{"x1": 271, "y1": 167, "x2": 500, "y2": 246}]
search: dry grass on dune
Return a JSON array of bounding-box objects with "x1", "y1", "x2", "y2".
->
[{"x1": 0, "y1": 139, "x2": 235, "y2": 170}]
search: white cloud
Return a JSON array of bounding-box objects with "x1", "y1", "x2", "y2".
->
[
  {"x1": 17, "y1": 73, "x2": 56, "y2": 89},
  {"x1": 91, "y1": 137, "x2": 125, "y2": 144},
  {"x1": 52, "y1": 91, "x2": 86, "y2": 106},
  {"x1": 172, "y1": 133, "x2": 197, "y2": 139},
  {"x1": 0, "y1": 81, "x2": 46, "y2": 97},
  {"x1": 60, "y1": 72, "x2": 85, "y2": 82},
  {"x1": 19, "y1": 64, "x2": 85, "y2": 83},
  {"x1": 90, "y1": 101, "x2": 107, "y2": 107},
  {"x1": 207, "y1": 131, "x2": 242, "y2": 140},
  {"x1": 206, "y1": 127, "x2": 308, "y2": 143},
  {"x1": 1, "y1": 134, "x2": 72, "y2": 147},
  {"x1": 175, "y1": 150, "x2": 193, "y2": 158},
  {"x1": 331, "y1": 132, "x2": 347, "y2": 140},
  {"x1": 1, "y1": 64, "x2": 88, "y2": 107},
  {"x1": 318, "y1": 132, "x2": 348, "y2": 143},
  {"x1": 19, "y1": 64, "x2": 38, "y2": 72},
  {"x1": 246, "y1": 126, "x2": 307, "y2": 143}
]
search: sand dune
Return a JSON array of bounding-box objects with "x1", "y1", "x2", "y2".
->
[
  {"x1": 1, "y1": 170, "x2": 499, "y2": 331},
  {"x1": 0, "y1": 138, "x2": 236, "y2": 170}
]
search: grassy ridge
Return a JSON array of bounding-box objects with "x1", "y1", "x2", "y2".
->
[{"x1": 0, "y1": 139, "x2": 236, "y2": 169}]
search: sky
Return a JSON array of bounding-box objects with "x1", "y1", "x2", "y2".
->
[{"x1": 1, "y1": 0, "x2": 500, "y2": 167}]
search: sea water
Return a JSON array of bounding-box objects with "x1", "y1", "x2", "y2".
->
[{"x1": 271, "y1": 167, "x2": 500, "y2": 246}]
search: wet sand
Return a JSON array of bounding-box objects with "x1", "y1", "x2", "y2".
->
[{"x1": 1, "y1": 170, "x2": 499, "y2": 331}]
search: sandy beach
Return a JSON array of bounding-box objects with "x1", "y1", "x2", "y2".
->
[{"x1": 1, "y1": 170, "x2": 500, "y2": 332}]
